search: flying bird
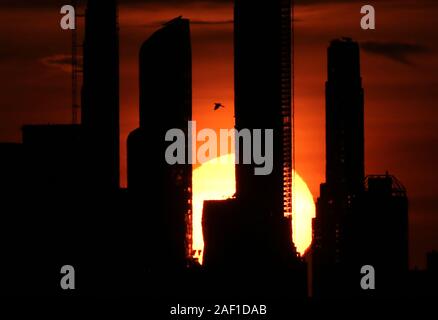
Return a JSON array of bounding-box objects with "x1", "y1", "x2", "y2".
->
[{"x1": 214, "y1": 103, "x2": 225, "y2": 111}]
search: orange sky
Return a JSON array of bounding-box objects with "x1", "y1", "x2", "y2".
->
[{"x1": 1, "y1": 0, "x2": 437, "y2": 268}]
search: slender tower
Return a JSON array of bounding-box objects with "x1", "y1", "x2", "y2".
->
[
  {"x1": 81, "y1": 0, "x2": 120, "y2": 191},
  {"x1": 325, "y1": 38, "x2": 365, "y2": 195},
  {"x1": 313, "y1": 38, "x2": 365, "y2": 297},
  {"x1": 234, "y1": 0, "x2": 296, "y2": 257}
]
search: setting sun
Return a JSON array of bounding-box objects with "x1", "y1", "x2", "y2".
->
[{"x1": 192, "y1": 153, "x2": 315, "y2": 260}]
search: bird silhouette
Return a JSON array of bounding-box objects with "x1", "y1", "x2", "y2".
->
[{"x1": 214, "y1": 103, "x2": 225, "y2": 111}]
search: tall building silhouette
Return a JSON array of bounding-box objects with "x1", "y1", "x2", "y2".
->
[
  {"x1": 312, "y1": 38, "x2": 365, "y2": 297},
  {"x1": 202, "y1": 0, "x2": 306, "y2": 298},
  {"x1": 128, "y1": 17, "x2": 192, "y2": 271},
  {"x1": 325, "y1": 38, "x2": 365, "y2": 194},
  {"x1": 312, "y1": 38, "x2": 409, "y2": 298},
  {"x1": 81, "y1": 0, "x2": 120, "y2": 190},
  {"x1": 233, "y1": 0, "x2": 296, "y2": 259}
]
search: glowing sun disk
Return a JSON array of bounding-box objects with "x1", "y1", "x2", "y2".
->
[{"x1": 192, "y1": 154, "x2": 315, "y2": 260}]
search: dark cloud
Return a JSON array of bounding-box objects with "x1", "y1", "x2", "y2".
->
[
  {"x1": 361, "y1": 41, "x2": 432, "y2": 66},
  {"x1": 139, "y1": 17, "x2": 301, "y2": 29},
  {"x1": 191, "y1": 19, "x2": 233, "y2": 25},
  {"x1": 0, "y1": 0, "x2": 221, "y2": 8},
  {"x1": 40, "y1": 54, "x2": 83, "y2": 72},
  {"x1": 0, "y1": 43, "x2": 51, "y2": 62},
  {"x1": 42, "y1": 54, "x2": 71, "y2": 66}
]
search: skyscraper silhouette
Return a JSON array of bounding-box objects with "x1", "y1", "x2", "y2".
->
[
  {"x1": 202, "y1": 0, "x2": 306, "y2": 299},
  {"x1": 233, "y1": 0, "x2": 296, "y2": 261},
  {"x1": 325, "y1": 38, "x2": 365, "y2": 194},
  {"x1": 312, "y1": 38, "x2": 409, "y2": 298},
  {"x1": 81, "y1": 0, "x2": 120, "y2": 191},
  {"x1": 312, "y1": 38, "x2": 365, "y2": 297},
  {"x1": 128, "y1": 17, "x2": 192, "y2": 272}
]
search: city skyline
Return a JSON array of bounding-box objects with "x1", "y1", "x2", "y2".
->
[{"x1": 0, "y1": 0, "x2": 437, "y2": 271}]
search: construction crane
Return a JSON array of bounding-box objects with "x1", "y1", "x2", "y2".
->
[{"x1": 71, "y1": 0, "x2": 84, "y2": 124}]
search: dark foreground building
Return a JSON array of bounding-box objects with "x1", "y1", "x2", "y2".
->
[
  {"x1": 356, "y1": 175, "x2": 409, "y2": 295},
  {"x1": 21, "y1": 124, "x2": 84, "y2": 191},
  {"x1": 0, "y1": 143, "x2": 24, "y2": 193},
  {"x1": 128, "y1": 17, "x2": 192, "y2": 274},
  {"x1": 408, "y1": 251, "x2": 438, "y2": 297},
  {"x1": 0, "y1": 0, "x2": 144, "y2": 295}
]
